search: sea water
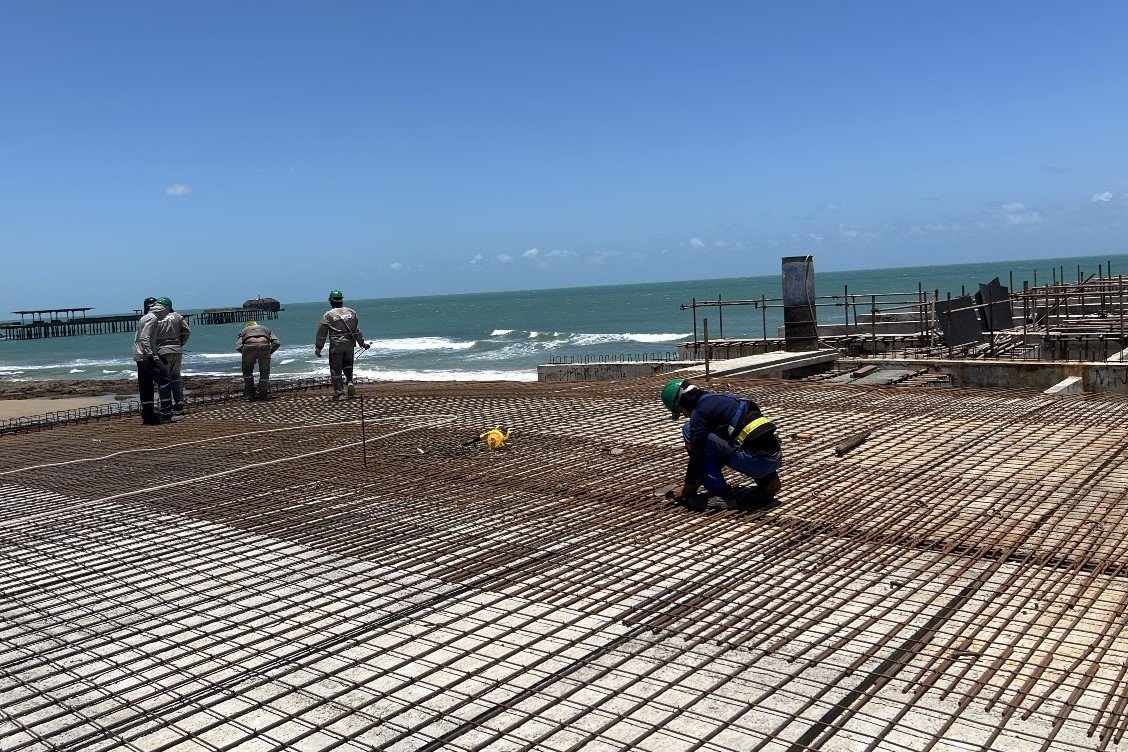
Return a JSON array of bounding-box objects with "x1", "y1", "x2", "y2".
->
[{"x1": 1, "y1": 252, "x2": 1124, "y2": 383}]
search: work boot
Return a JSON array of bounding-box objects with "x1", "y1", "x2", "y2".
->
[
  {"x1": 173, "y1": 402, "x2": 186, "y2": 412},
  {"x1": 755, "y1": 472, "x2": 782, "y2": 497},
  {"x1": 257, "y1": 391, "x2": 270, "y2": 401},
  {"x1": 159, "y1": 415, "x2": 181, "y2": 424},
  {"x1": 347, "y1": 383, "x2": 356, "y2": 398},
  {"x1": 243, "y1": 379, "x2": 256, "y2": 402},
  {"x1": 332, "y1": 392, "x2": 344, "y2": 402}
]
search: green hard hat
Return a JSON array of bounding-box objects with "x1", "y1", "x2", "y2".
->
[
  {"x1": 328, "y1": 289, "x2": 344, "y2": 301},
  {"x1": 155, "y1": 296, "x2": 173, "y2": 311},
  {"x1": 661, "y1": 378, "x2": 689, "y2": 418}
]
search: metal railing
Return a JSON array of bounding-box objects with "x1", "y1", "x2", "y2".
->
[
  {"x1": 547, "y1": 351, "x2": 682, "y2": 365},
  {"x1": 0, "y1": 376, "x2": 339, "y2": 437}
]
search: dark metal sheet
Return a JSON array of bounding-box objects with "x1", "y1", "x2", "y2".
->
[
  {"x1": 976, "y1": 277, "x2": 1012, "y2": 332},
  {"x1": 936, "y1": 295, "x2": 981, "y2": 346}
]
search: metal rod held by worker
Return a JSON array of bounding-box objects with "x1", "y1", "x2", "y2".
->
[
  {"x1": 834, "y1": 429, "x2": 871, "y2": 456},
  {"x1": 703, "y1": 318, "x2": 710, "y2": 381},
  {"x1": 360, "y1": 394, "x2": 368, "y2": 468}
]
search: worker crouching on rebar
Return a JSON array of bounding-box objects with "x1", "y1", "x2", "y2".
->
[
  {"x1": 236, "y1": 321, "x2": 281, "y2": 401},
  {"x1": 661, "y1": 378, "x2": 783, "y2": 508}
]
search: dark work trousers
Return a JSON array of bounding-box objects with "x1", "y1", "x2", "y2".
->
[
  {"x1": 682, "y1": 423, "x2": 783, "y2": 492},
  {"x1": 137, "y1": 357, "x2": 174, "y2": 424},
  {"x1": 241, "y1": 344, "x2": 273, "y2": 399},
  {"x1": 160, "y1": 352, "x2": 185, "y2": 405},
  {"x1": 328, "y1": 347, "x2": 355, "y2": 395}
]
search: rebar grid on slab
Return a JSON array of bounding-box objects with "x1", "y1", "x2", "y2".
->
[{"x1": 2, "y1": 376, "x2": 1128, "y2": 751}]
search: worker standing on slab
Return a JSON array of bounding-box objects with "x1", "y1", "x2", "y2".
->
[
  {"x1": 661, "y1": 378, "x2": 782, "y2": 506},
  {"x1": 236, "y1": 321, "x2": 281, "y2": 401},
  {"x1": 134, "y1": 296, "x2": 176, "y2": 425},
  {"x1": 314, "y1": 289, "x2": 369, "y2": 401},
  {"x1": 153, "y1": 296, "x2": 191, "y2": 412}
]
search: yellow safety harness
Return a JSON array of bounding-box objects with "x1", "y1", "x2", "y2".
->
[{"x1": 734, "y1": 415, "x2": 775, "y2": 445}]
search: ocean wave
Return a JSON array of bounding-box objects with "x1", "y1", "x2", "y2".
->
[
  {"x1": 279, "y1": 358, "x2": 296, "y2": 365},
  {"x1": 485, "y1": 330, "x2": 687, "y2": 345},
  {"x1": 69, "y1": 357, "x2": 132, "y2": 367},
  {"x1": 0, "y1": 364, "x2": 67, "y2": 372},
  {"x1": 69, "y1": 368, "x2": 85, "y2": 374},
  {"x1": 366, "y1": 337, "x2": 476, "y2": 352},
  {"x1": 351, "y1": 366, "x2": 536, "y2": 382},
  {"x1": 570, "y1": 332, "x2": 691, "y2": 346}
]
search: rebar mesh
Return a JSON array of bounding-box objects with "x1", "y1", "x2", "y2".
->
[{"x1": 2, "y1": 375, "x2": 1127, "y2": 751}]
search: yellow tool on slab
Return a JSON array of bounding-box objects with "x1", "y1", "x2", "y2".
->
[{"x1": 480, "y1": 426, "x2": 513, "y2": 450}]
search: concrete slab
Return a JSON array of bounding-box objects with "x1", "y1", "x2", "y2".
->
[
  {"x1": 1045, "y1": 376, "x2": 1084, "y2": 394},
  {"x1": 674, "y1": 348, "x2": 839, "y2": 380}
]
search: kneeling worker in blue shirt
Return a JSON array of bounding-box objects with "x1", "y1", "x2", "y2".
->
[{"x1": 661, "y1": 378, "x2": 783, "y2": 506}]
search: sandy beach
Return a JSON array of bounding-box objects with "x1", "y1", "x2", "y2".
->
[
  {"x1": 0, "y1": 395, "x2": 123, "y2": 421},
  {"x1": 0, "y1": 377, "x2": 234, "y2": 421}
]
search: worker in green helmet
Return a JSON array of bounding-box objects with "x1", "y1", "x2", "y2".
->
[
  {"x1": 153, "y1": 296, "x2": 191, "y2": 411},
  {"x1": 315, "y1": 289, "x2": 369, "y2": 400},
  {"x1": 133, "y1": 296, "x2": 176, "y2": 425},
  {"x1": 661, "y1": 378, "x2": 783, "y2": 508}
]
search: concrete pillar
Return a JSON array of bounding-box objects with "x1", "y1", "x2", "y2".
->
[{"x1": 782, "y1": 255, "x2": 818, "y2": 351}]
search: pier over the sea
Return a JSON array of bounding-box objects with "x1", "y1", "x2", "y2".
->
[
  {"x1": 194, "y1": 307, "x2": 280, "y2": 325},
  {"x1": 0, "y1": 308, "x2": 140, "y2": 340}
]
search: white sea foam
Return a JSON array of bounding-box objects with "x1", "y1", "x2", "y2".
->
[
  {"x1": 351, "y1": 367, "x2": 536, "y2": 382},
  {"x1": 569, "y1": 332, "x2": 690, "y2": 346},
  {"x1": 69, "y1": 369, "x2": 85, "y2": 374},
  {"x1": 0, "y1": 364, "x2": 63, "y2": 372},
  {"x1": 70, "y1": 358, "x2": 131, "y2": 367},
  {"x1": 490, "y1": 329, "x2": 514, "y2": 336},
  {"x1": 279, "y1": 358, "x2": 296, "y2": 365},
  {"x1": 366, "y1": 337, "x2": 476, "y2": 352}
]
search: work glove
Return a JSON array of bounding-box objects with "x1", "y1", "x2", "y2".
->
[
  {"x1": 315, "y1": 349, "x2": 322, "y2": 358},
  {"x1": 361, "y1": 342, "x2": 370, "y2": 350},
  {"x1": 672, "y1": 483, "x2": 697, "y2": 503}
]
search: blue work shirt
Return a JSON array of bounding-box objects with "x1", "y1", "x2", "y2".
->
[{"x1": 684, "y1": 392, "x2": 744, "y2": 487}]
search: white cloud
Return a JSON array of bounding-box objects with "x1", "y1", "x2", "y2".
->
[
  {"x1": 469, "y1": 254, "x2": 483, "y2": 264},
  {"x1": 546, "y1": 249, "x2": 574, "y2": 258},
  {"x1": 998, "y1": 202, "x2": 1045, "y2": 226},
  {"x1": 820, "y1": 202, "x2": 841, "y2": 211},
  {"x1": 586, "y1": 250, "x2": 619, "y2": 264},
  {"x1": 522, "y1": 247, "x2": 539, "y2": 258},
  {"x1": 497, "y1": 254, "x2": 513, "y2": 263},
  {"x1": 1092, "y1": 191, "x2": 1114, "y2": 203},
  {"x1": 837, "y1": 224, "x2": 877, "y2": 242},
  {"x1": 165, "y1": 183, "x2": 192, "y2": 196},
  {"x1": 689, "y1": 236, "x2": 705, "y2": 249},
  {"x1": 389, "y1": 262, "x2": 403, "y2": 271}
]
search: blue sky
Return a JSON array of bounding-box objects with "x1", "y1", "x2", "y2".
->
[{"x1": 3, "y1": 2, "x2": 1128, "y2": 311}]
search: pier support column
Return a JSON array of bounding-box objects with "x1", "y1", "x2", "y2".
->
[{"x1": 782, "y1": 255, "x2": 818, "y2": 352}]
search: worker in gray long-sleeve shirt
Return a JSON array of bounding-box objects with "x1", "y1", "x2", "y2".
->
[
  {"x1": 236, "y1": 321, "x2": 281, "y2": 401},
  {"x1": 153, "y1": 295, "x2": 191, "y2": 411},
  {"x1": 315, "y1": 289, "x2": 369, "y2": 401},
  {"x1": 134, "y1": 297, "x2": 176, "y2": 425}
]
